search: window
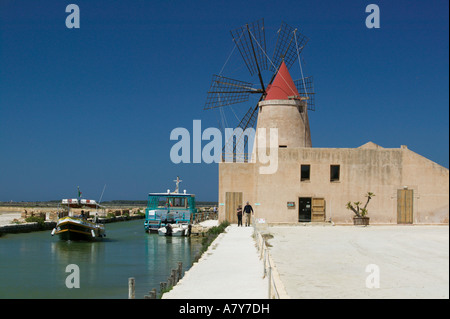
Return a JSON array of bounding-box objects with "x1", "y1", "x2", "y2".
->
[
  {"x1": 172, "y1": 197, "x2": 186, "y2": 208},
  {"x1": 279, "y1": 145, "x2": 287, "y2": 148},
  {"x1": 330, "y1": 165, "x2": 340, "y2": 182},
  {"x1": 301, "y1": 165, "x2": 310, "y2": 181}
]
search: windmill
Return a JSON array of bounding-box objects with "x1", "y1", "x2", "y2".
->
[{"x1": 204, "y1": 19, "x2": 316, "y2": 162}]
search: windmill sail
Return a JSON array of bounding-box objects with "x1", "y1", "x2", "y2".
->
[
  {"x1": 204, "y1": 75, "x2": 260, "y2": 110},
  {"x1": 230, "y1": 18, "x2": 268, "y2": 77},
  {"x1": 271, "y1": 21, "x2": 308, "y2": 72},
  {"x1": 294, "y1": 76, "x2": 315, "y2": 111},
  {"x1": 222, "y1": 102, "x2": 260, "y2": 162}
]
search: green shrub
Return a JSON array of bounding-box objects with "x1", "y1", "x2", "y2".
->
[
  {"x1": 106, "y1": 212, "x2": 116, "y2": 219},
  {"x1": 25, "y1": 216, "x2": 45, "y2": 228},
  {"x1": 207, "y1": 220, "x2": 230, "y2": 235}
]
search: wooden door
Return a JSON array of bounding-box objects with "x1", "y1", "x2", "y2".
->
[
  {"x1": 397, "y1": 189, "x2": 413, "y2": 224},
  {"x1": 311, "y1": 198, "x2": 325, "y2": 222},
  {"x1": 225, "y1": 192, "x2": 242, "y2": 224}
]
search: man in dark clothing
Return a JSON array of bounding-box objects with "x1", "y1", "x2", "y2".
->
[
  {"x1": 243, "y1": 201, "x2": 254, "y2": 227},
  {"x1": 236, "y1": 205, "x2": 243, "y2": 226}
]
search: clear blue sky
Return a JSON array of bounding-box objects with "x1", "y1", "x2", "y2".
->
[{"x1": 0, "y1": 0, "x2": 448, "y2": 202}]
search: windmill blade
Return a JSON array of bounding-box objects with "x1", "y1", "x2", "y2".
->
[
  {"x1": 230, "y1": 18, "x2": 268, "y2": 78},
  {"x1": 204, "y1": 75, "x2": 259, "y2": 110},
  {"x1": 294, "y1": 76, "x2": 314, "y2": 94},
  {"x1": 271, "y1": 21, "x2": 308, "y2": 72},
  {"x1": 294, "y1": 76, "x2": 316, "y2": 111},
  {"x1": 222, "y1": 101, "x2": 260, "y2": 162}
]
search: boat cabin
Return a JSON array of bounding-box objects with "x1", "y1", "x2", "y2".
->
[{"x1": 144, "y1": 192, "x2": 197, "y2": 233}]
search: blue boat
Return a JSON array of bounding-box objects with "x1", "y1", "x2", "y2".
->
[{"x1": 144, "y1": 177, "x2": 197, "y2": 235}]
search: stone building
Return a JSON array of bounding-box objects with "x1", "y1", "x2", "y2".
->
[{"x1": 218, "y1": 62, "x2": 449, "y2": 224}]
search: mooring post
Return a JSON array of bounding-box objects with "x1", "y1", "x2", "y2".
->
[
  {"x1": 128, "y1": 277, "x2": 135, "y2": 299},
  {"x1": 171, "y1": 269, "x2": 178, "y2": 284},
  {"x1": 263, "y1": 249, "x2": 266, "y2": 278},
  {"x1": 177, "y1": 262, "x2": 183, "y2": 280}
]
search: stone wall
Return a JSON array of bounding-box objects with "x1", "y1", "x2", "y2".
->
[
  {"x1": 0, "y1": 221, "x2": 56, "y2": 234},
  {"x1": 218, "y1": 143, "x2": 449, "y2": 224}
]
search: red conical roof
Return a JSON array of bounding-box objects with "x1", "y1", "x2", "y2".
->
[{"x1": 265, "y1": 61, "x2": 299, "y2": 100}]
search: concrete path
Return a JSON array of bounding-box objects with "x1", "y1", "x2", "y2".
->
[
  {"x1": 163, "y1": 224, "x2": 268, "y2": 299},
  {"x1": 0, "y1": 211, "x2": 21, "y2": 226},
  {"x1": 267, "y1": 225, "x2": 449, "y2": 299}
]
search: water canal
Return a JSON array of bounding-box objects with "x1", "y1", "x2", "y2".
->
[{"x1": 0, "y1": 219, "x2": 204, "y2": 298}]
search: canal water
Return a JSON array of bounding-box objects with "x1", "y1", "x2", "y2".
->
[{"x1": 0, "y1": 219, "x2": 204, "y2": 299}]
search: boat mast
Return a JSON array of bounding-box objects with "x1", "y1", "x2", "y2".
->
[{"x1": 173, "y1": 176, "x2": 182, "y2": 194}]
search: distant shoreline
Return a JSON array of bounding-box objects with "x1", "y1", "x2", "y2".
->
[{"x1": 0, "y1": 200, "x2": 218, "y2": 208}]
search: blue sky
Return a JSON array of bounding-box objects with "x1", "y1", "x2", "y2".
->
[{"x1": 0, "y1": 0, "x2": 448, "y2": 202}]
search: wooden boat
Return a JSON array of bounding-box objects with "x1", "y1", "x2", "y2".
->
[
  {"x1": 51, "y1": 190, "x2": 106, "y2": 241},
  {"x1": 52, "y1": 215, "x2": 105, "y2": 241}
]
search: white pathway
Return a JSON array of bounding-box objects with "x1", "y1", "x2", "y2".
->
[{"x1": 163, "y1": 224, "x2": 268, "y2": 299}]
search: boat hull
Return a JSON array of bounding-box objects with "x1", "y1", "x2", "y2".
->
[
  {"x1": 145, "y1": 220, "x2": 161, "y2": 233},
  {"x1": 52, "y1": 216, "x2": 105, "y2": 241},
  {"x1": 158, "y1": 224, "x2": 190, "y2": 237}
]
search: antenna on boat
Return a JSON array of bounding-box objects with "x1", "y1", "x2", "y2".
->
[
  {"x1": 98, "y1": 184, "x2": 107, "y2": 204},
  {"x1": 173, "y1": 176, "x2": 182, "y2": 194}
]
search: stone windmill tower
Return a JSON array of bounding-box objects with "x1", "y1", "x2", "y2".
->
[
  {"x1": 204, "y1": 19, "x2": 315, "y2": 161},
  {"x1": 255, "y1": 60, "x2": 312, "y2": 150}
]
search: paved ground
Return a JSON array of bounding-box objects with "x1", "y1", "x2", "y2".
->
[
  {"x1": 163, "y1": 224, "x2": 268, "y2": 299},
  {"x1": 266, "y1": 225, "x2": 449, "y2": 299},
  {"x1": 0, "y1": 211, "x2": 21, "y2": 226}
]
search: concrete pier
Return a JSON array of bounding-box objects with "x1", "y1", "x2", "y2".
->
[
  {"x1": 0, "y1": 221, "x2": 56, "y2": 234},
  {"x1": 162, "y1": 224, "x2": 268, "y2": 299}
]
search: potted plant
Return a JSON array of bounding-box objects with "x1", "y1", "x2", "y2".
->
[{"x1": 346, "y1": 192, "x2": 375, "y2": 226}]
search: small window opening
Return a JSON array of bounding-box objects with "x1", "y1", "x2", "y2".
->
[
  {"x1": 301, "y1": 165, "x2": 310, "y2": 181},
  {"x1": 330, "y1": 165, "x2": 340, "y2": 182}
]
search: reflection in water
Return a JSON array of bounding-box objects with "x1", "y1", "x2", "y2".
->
[
  {"x1": 0, "y1": 219, "x2": 203, "y2": 298},
  {"x1": 51, "y1": 240, "x2": 104, "y2": 264}
]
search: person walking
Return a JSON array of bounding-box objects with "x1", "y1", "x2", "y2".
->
[
  {"x1": 243, "y1": 201, "x2": 254, "y2": 227},
  {"x1": 236, "y1": 205, "x2": 243, "y2": 226}
]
